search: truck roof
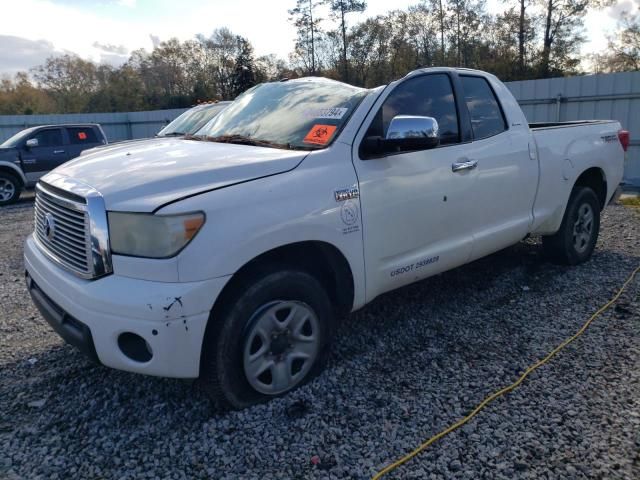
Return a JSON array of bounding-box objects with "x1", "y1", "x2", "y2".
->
[{"x1": 30, "y1": 123, "x2": 101, "y2": 129}]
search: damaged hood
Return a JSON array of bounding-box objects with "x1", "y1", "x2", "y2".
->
[{"x1": 46, "y1": 138, "x2": 308, "y2": 211}]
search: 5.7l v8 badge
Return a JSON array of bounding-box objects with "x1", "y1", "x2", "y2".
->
[{"x1": 334, "y1": 185, "x2": 359, "y2": 202}]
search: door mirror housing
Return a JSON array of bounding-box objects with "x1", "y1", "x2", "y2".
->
[
  {"x1": 361, "y1": 115, "x2": 440, "y2": 158},
  {"x1": 25, "y1": 138, "x2": 39, "y2": 148}
]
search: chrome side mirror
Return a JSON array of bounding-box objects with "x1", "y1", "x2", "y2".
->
[
  {"x1": 386, "y1": 115, "x2": 439, "y2": 142},
  {"x1": 361, "y1": 115, "x2": 440, "y2": 158},
  {"x1": 25, "y1": 138, "x2": 39, "y2": 148}
]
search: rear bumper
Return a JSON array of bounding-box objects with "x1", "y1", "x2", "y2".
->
[{"x1": 24, "y1": 234, "x2": 230, "y2": 378}]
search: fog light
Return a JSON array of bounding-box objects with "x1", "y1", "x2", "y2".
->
[{"x1": 118, "y1": 332, "x2": 153, "y2": 362}]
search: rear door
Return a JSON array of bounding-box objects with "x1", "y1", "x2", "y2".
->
[
  {"x1": 20, "y1": 127, "x2": 69, "y2": 182},
  {"x1": 458, "y1": 75, "x2": 537, "y2": 260},
  {"x1": 65, "y1": 126, "x2": 103, "y2": 159}
]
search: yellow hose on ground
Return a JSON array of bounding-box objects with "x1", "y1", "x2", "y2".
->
[{"x1": 372, "y1": 264, "x2": 640, "y2": 480}]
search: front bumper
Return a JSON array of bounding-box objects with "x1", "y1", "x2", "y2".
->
[{"x1": 25, "y1": 235, "x2": 230, "y2": 378}]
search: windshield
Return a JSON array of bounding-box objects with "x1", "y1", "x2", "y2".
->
[
  {"x1": 158, "y1": 104, "x2": 228, "y2": 137},
  {"x1": 1, "y1": 127, "x2": 36, "y2": 148},
  {"x1": 193, "y1": 79, "x2": 368, "y2": 150}
]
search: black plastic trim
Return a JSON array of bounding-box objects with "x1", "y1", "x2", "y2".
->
[{"x1": 26, "y1": 272, "x2": 99, "y2": 363}]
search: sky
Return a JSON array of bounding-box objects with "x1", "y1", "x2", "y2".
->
[{"x1": 0, "y1": 0, "x2": 636, "y2": 76}]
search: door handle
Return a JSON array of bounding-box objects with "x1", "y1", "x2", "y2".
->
[
  {"x1": 53, "y1": 150, "x2": 65, "y2": 154},
  {"x1": 451, "y1": 159, "x2": 478, "y2": 172}
]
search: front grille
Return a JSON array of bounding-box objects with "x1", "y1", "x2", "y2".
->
[{"x1": 34, "y1": 184, "x2": 91, "y2": 276}]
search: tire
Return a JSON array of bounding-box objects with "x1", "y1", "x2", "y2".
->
[
  {"x1": 0, "y1": 172, "x2": 21, "y2": 206},
  {"x1": 200, "y1": 268, "x2": 334, "y2": 409},
  {"x1": 543, "y1": 186, "x2": 601, "y2": 265}
]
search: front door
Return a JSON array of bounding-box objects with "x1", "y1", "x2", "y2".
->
[
  {"x1": 21, "y1": 128, "x2": 69, "y2": 182},
  {"x1": 352, "y1": 73, "x2": 479, "y2": 301}
]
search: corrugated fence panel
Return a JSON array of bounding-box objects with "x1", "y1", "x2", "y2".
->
[
  {"x1": 506, "y1": 71, "x2": 640, "y2": 186},
  {"x1": 0, "y1": 108, "x2": 188, "y2": 144}
]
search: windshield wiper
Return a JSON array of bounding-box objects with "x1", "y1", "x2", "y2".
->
[
  {"x1": 199, "y1": 134, "x2": 293, "y2": 150},
  {"x1": 157, "y1": 131, "x2": 184, "y2": 137}
]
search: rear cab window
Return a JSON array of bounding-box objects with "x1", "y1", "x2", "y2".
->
[
  {"x1": 67, "y1": 127, "x2": 99, "y2": 144},
  {"x1": 460, "y1": 76, "x2": 507, "y2": 140}
]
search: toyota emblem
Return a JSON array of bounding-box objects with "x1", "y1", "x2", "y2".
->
[{"x1": 43, "y1": 213, "x2": 56, "y2": 240}]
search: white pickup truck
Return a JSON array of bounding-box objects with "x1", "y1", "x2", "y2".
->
[{"x1": 25, "y1": 68, "x2": 627, "y2": 409}]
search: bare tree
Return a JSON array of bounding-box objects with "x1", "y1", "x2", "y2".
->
[
  {"x1": 326, "y1": 0, "x2": 367, "y2": 81},
  {"x1": 599, "y1": 9, "x2": 640, "y2": 72},
  {"x1": 289, "y1": 0, "x2": 324, "y2": 74},
  {"x1": 537, "y1": 0, "x2": 597, "y2": 77}
]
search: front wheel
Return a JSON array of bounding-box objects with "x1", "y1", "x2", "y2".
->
[
  {"x1": 0, "y1": 172, "x2": 21, "y2": 206},
  {"x1": 543, "y1": 186, "x2": 601, "y2": 265},
  {"x1": 200, "y1": 269, "x2": 334, "y2": 409}
]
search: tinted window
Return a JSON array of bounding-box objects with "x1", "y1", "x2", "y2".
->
[
  {"x1": 32, "y1": 129, "x2": 63, "y2": 147},
  {"x1": 67, "y1": 127, "x2": 98, "y2": 144},
  {"x1": 461, "y1": 76, "x2": 506, "y2": 139},
  {"x1": 366, "y1": 74, "x2": 459, "y2": 145}
]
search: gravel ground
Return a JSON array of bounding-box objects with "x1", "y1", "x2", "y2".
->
[{"x1": 1, "y1": 196, "x2": 639, "y2": 480}]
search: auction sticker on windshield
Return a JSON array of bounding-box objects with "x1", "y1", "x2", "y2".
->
[
  {"x1": 304, "y1": 107, "x2": 348, "y2": 119},
  {"x1": 304, "y1": 124, "x2": 337, "y2": 146}
]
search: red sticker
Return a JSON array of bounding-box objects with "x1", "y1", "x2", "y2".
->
[
  {"x1": 77, "y1": 131, "x2": 87, "y2": 140},
  {"x1": 303, "y1": 124, "x2": 337, "y2": 145}
]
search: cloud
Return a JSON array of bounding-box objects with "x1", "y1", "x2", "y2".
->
[
  {"x1": 0, "y1": 35, "x2": 60, "y2": 75},
  {"x1": 149, "y1": 34, "x2": 161, "y2": 49},
  {"x1": 0, "y1": 0, "x2": 154, "y2": 74},
  {"x1": 117, "y1": 0, "x2": 137, "y2": 7},
  {"x1": 92, "y1": 41, "x2": 129, "y2": 55},
  {"x1": 99, "y1": 52, "x2": 130, "y2": 67},
  {"x1": 607, "y1": 0, "x2": 640, "y2": 19}
]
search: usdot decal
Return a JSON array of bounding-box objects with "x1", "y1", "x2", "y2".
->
[
  {"x1": 390, "y1": 256, "x2": 439, "y2": 277},
  {"x1": 340, "y1": 200, "x2": 360, "y2": 235},
  {"x1": 304, "y1": 107, "x2": 348, "y2": 119}
]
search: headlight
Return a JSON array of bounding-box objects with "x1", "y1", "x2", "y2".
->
[{"x1": 108, "y1": 211, "x2": 205, "y2": 258}]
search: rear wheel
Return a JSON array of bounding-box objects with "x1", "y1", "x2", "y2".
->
[
  {"x1": 0, "y1": 172, "x2": 21, "y2": 206},
  {"x1": 543, "y1": 186, "x2": 600, "y2": 265},
  {"x1": 200, "y1": 269, "x2": 333, "y2": 409}
]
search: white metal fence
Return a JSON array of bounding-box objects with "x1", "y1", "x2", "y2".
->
[{"x1": 1, "y1": 71, "x2": 638, "y2": 186}]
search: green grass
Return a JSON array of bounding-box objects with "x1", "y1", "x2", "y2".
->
[{"x1": 620, "y1": 196, "x2": 640, "y2": 207}]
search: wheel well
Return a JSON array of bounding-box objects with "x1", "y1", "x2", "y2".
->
[
  {"x1": 574, "y1": 167, "x2": 607, "y2": 210},
  {"x1": 212, "y1": 241, "x2": 355, "y2": 320},
  {"x1": 0, "y1": 166, "x2": 24, "y2": 187}
]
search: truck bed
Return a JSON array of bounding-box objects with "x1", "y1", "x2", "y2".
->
[{"x1": 529, "y1": 119, "x2": 624, "y2": 235}]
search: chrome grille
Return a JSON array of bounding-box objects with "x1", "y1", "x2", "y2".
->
[{"x1": 34, "y1": 184, "x2": 91, "y2": 276}]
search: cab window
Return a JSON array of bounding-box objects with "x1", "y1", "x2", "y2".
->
[
  {"x1": 31, "y1": 129, "x2": 63, "y2": 147},
  {"x1": 460, "y1": 76, "x2": 507, "y2": 140},
  {"x1": 365, "y1": 74, "x2": 460, "y2": 145}
]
